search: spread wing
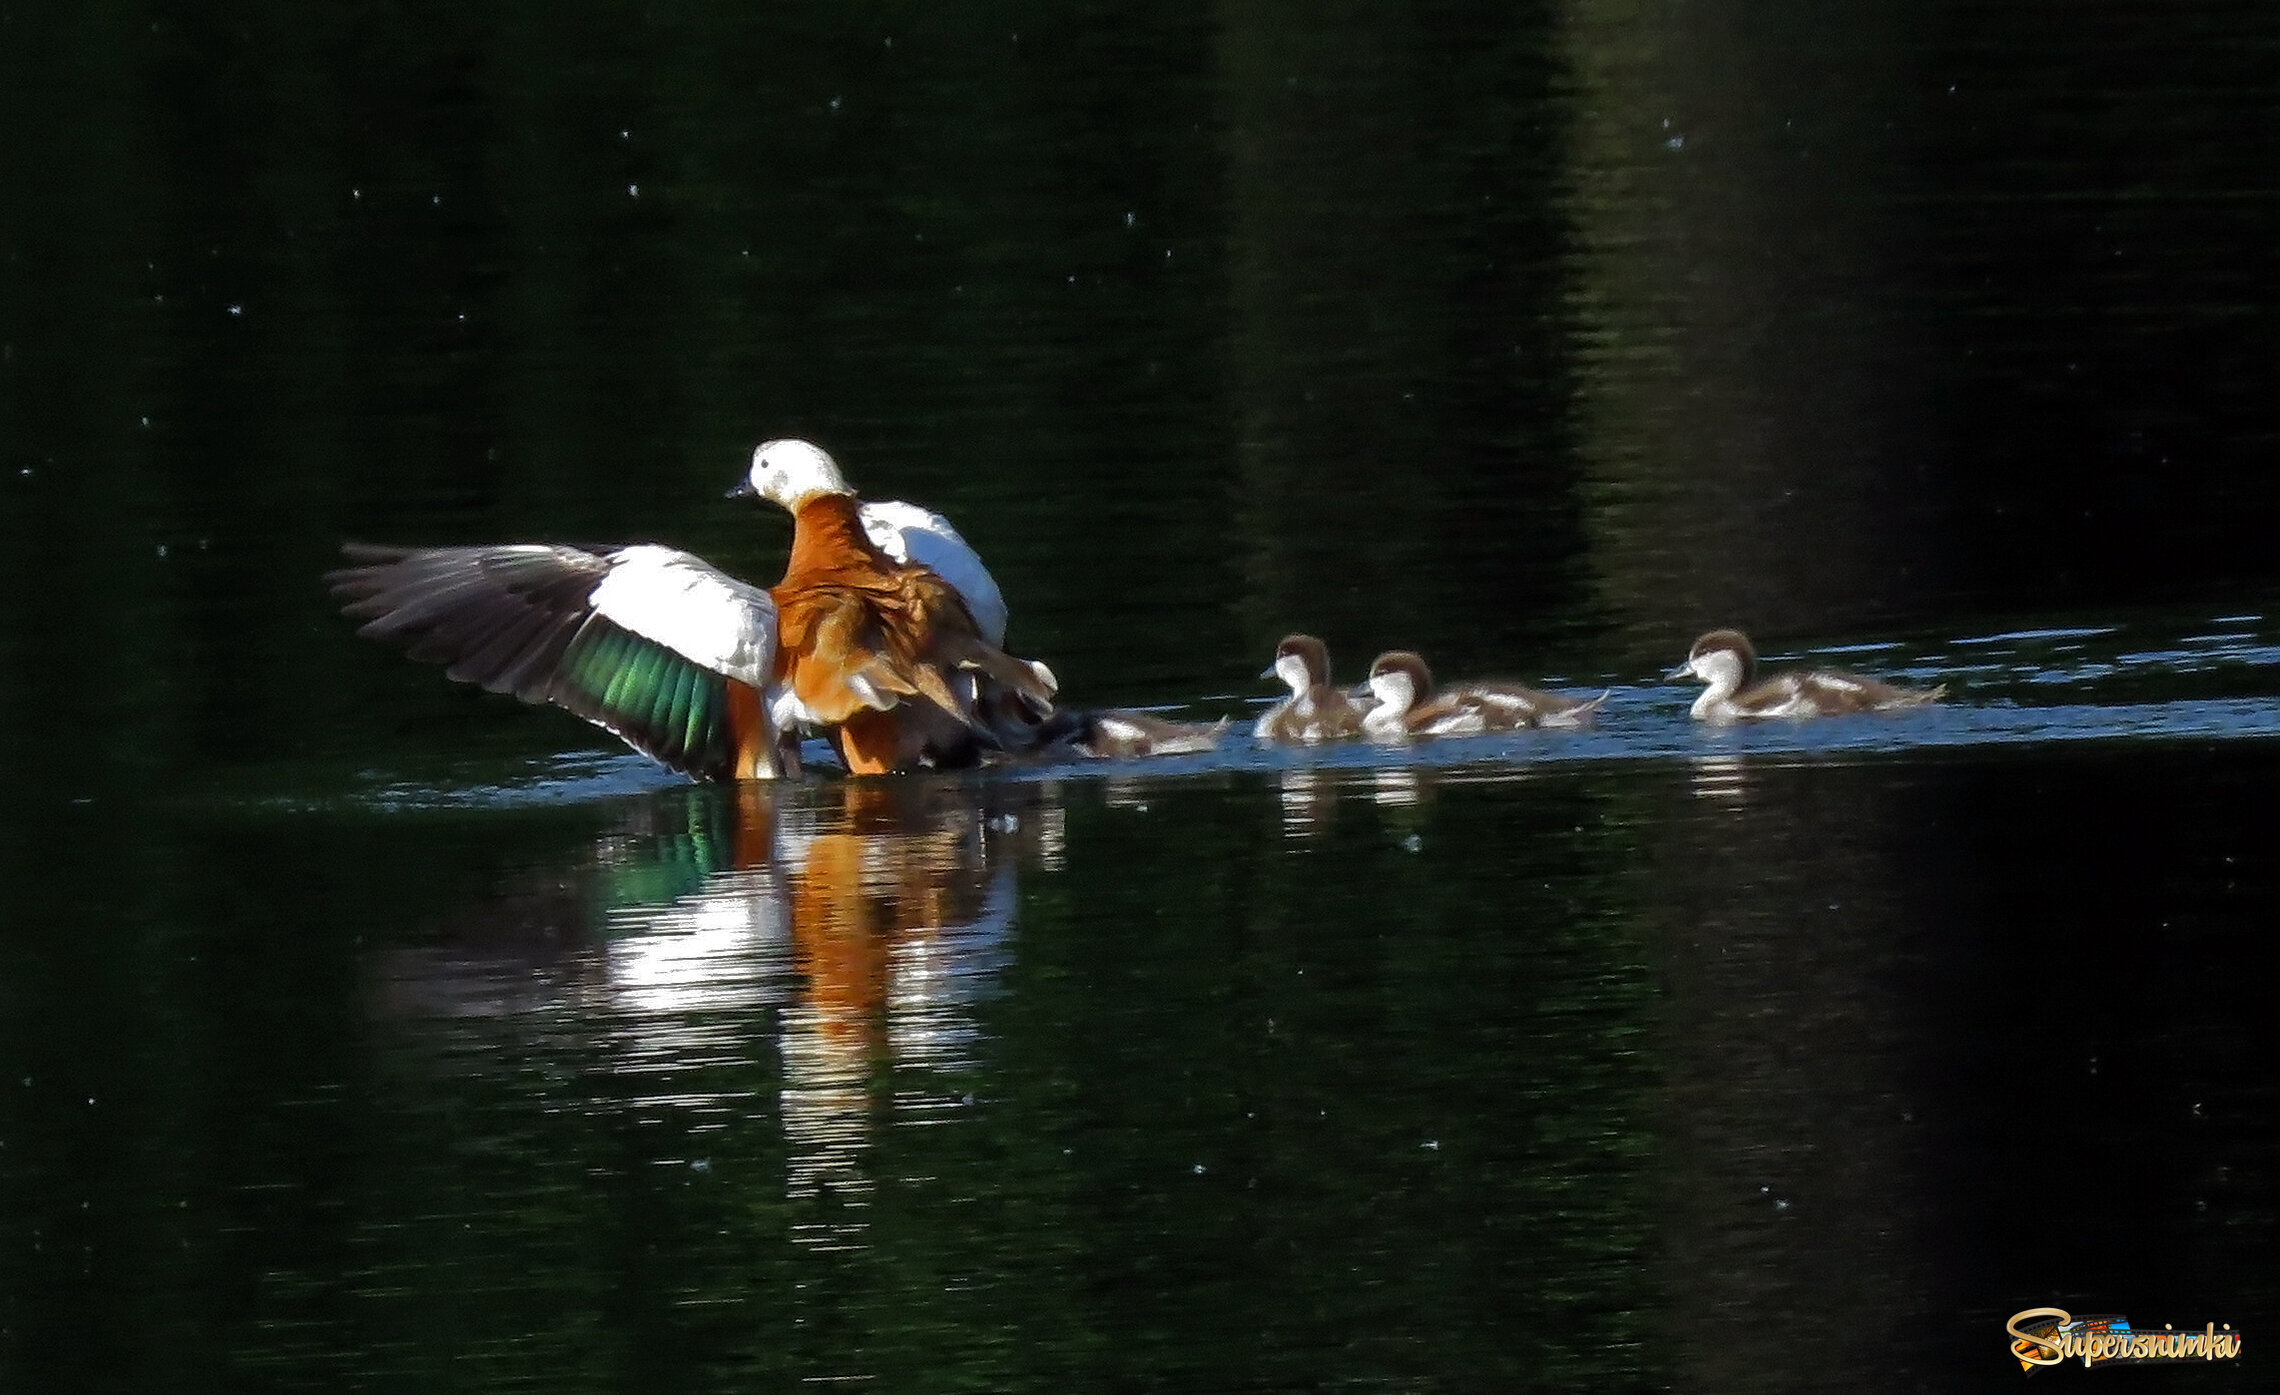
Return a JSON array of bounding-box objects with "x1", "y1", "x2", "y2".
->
[{"x1": 329, "y1": 543, "x2": 780, "y2": 780}]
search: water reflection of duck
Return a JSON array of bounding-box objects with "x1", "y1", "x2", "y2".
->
[
  {"x1": 1359, "y1": 651, "x2": 1608, "y2": 738},
  {"x1": 330, "y1": 439, "x2": 1054, "y2": 781},
  {"x1": 373, "y1": 778, "x2": 1056, "y2": 1245},
  {"x1": 1255, "y1": 634, "x2": 1369, "y2": 744},
  {"x1": 1672, "y1": 629, "x2": 1944, "y2": 722}
]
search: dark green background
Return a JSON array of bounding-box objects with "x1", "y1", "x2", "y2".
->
[{"x1": 2, "y1": 1, "x2": 2277, "y2": 1390}]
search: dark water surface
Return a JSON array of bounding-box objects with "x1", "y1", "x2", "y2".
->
[{"x1": 5, "y1": 0, "x2": 2280, "y2": 1391}]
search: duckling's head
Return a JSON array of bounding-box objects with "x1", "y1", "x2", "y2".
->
[
  {"x1": 1263, "y1": 634, "x2": 1332, "y2": 695},
  {"x1": 1677, "y1": 629, "x2": 1757, "y2": 689},
  {"x1": 730, "y1": 439, "x2": 854, "y2": 511},
  {"x1": 1366, "y1": 651, "x2": 1433, "y2": 714}
]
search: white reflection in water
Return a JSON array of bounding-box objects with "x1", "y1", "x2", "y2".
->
[
  {"x1": 1370, "y1": 766, "x2": 1423, "y2": 808},
  {"x1": 1689, "y1": 754, "x2": 1751, "y2": 804},
  {"x1": 372, "y1": 780, "x2": 1061, "y2": 1254},
  {"x1": 1030, "y1": 795, "x2": 1067, "y2": 872},
  {"x1": 601, "y1": 867, "x2": 790, "y2": 1016},
  {"x1": 1279, "y1": 766, "x2": 1333, "y2": 836},
  {"x1": 1101, "y1": 774, "x2": 1151, "y2": 810},
  {"x1": 887, "y1": 864, "x2": 1017, "y2": 1073}
]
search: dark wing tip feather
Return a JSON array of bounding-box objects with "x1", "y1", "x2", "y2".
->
[{"x1": 326, "y1": 541, "x2": 741, "y2": 781}]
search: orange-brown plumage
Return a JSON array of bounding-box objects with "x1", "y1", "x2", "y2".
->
[
  {"x1": 767, "y1": 494, "x2": 1051, "y2": 769},
  {"x1": 724, "y1": 680, "x2": 773, "y2": 780}
]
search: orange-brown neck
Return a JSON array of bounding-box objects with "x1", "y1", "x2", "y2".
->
[{"x1": 780, "y1": 494, "x2": 894, "y2": 586}]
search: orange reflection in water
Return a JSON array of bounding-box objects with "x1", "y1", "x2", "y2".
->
[{"x1": 372, "y1": 775, "x2": 1062, "y2": 1250}]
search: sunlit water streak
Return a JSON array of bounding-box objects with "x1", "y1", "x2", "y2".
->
[
  {"x1": 277, "y1": 608, "x2": 2280, "y2": 1287},
  {"x1": 365, "y1": 778, "x2": 1053, "y2": 1267},
  {"x1": 309, "y1": 610, "x2": 2280, "y2": 814}
]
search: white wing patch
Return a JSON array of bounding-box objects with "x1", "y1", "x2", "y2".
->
[
  {"x1": 861, "y1": 500, "x2": 1009, "y2": 646},
  {"x1": 770, "y1": 686, "x2": 822, "y2": 731},
  {"x1": 590, "y1": 545, "x2": 779, "y2": 687},
  {"x1": 1740, "y1": 676, "x2": 1813, "y2": 718}
]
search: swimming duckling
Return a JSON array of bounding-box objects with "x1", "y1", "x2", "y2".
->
[
  {"x1": 1672, "y1": 629, "x2": 1944, "y2": 722},
  {"x1": 1360, "y1": 651, "x2": 1608, "y2": 739},
  {"x1": 971, "y1": 659, "x2": 1228, "y2": 762},
  {"x1": 1032, "y1": 709, "x2": 1231, "y2": 760},
  {"x1": 1255, "y1": 634, "x2": 1368, "y2": 744}
]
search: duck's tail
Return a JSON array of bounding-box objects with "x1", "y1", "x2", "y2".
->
[
  {"x1": 1883, "y1": 683, "x2": 1946, "y2": 709},
  {"x1": 1541, "y1": 688, "x2": 1612, "y2": 727},
  {"x1": 940, "y1": 635, "x2": 1058, "y2": 717}
]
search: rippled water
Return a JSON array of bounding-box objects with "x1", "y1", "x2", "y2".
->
[
  {"x1": 15, "y1": 721, "x2": 2273, "y2": 1391},
  {"x1": 0, "y1": 614, "x2": 2256, "y2": 1390},
  {"x1": 298, "y1": 609, "x2": 2280, "y2": 812}
]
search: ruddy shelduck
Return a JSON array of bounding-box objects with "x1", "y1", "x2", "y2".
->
[{"x1": 330, "y1": 439, "x2": 1051, "y2": 780}]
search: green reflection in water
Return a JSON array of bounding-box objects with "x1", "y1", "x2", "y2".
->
[{"x1": 338, "y1": 771, "x2": 1656, "y2": 1390}]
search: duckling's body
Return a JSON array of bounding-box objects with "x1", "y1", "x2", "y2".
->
[
  {"x1": 1361, "y1": 651, "x2": 1608, "y2": 739},
  {"x1": 1067, "y1": 711, "x2": 1230, "y2": 760},
  {"x1": 1002, "y1": 707, "x2": 1230, "y2": 761},
  {"x1": 1255, "y1": 635, "x2": 1368, "y2": 744},
  {"x1": 1675, "y1": 629, "x2": 1943, "y2": 722}
]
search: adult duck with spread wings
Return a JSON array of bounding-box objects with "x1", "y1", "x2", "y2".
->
[{"x1": 329, "y1": 439, "x2": 1055, "y2": 780}]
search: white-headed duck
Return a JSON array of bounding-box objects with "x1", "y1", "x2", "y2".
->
[
  {"x1": 1673, "y1": 628, "x2": 1944, "y2": 722},
  {"x1": 1360, "y1": 651, "x2": 1608, "y2": 738},
  {"x1": 1255, "y1": 634, "x2": 1368, "y2": 744},
  {"x1": 729, "y1": 439, "x2": 1054, "y2": 773},
  {"x1": 330, "y1": 439, "x2": 1051, "y2": 780}
]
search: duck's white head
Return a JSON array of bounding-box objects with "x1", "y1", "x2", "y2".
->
[
  {"x1": 1675, "y1": 629, "x2": 1757, "y2": 694},
  {"x1": 1366, "y1": 651, "x2": 1432, "y2": 716},
  {"x1": 729, "y1": 438, "x2": 853, "y2": 511},
  {"x1": 1262, "y1": 634, "x2": 1332, "y2": 697}
]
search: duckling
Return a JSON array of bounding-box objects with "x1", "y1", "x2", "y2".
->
[
  {"x1": 1360, "y1": 651, "x2": 1608, "y2": 739},
  {"x1": 1255, "y1": 634, "x2": 1368, "y2": 744},
  {"x1": 1061, "y1": 710, "x2": 1230, "y2": 760},
  {"x1": 968, "y1": 657, "x2": 1227, "y2": 762},
  {"x1": 1672, "y1": 629, "x2": 1944, "y2": 722},
  {"x1": 732, "y1": 439, "x2": 1056, "y2": 774}
]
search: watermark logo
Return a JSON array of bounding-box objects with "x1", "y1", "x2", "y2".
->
[{"x1": 2007, "y1": 1308, "x2": 2242, "y2": 1370}]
